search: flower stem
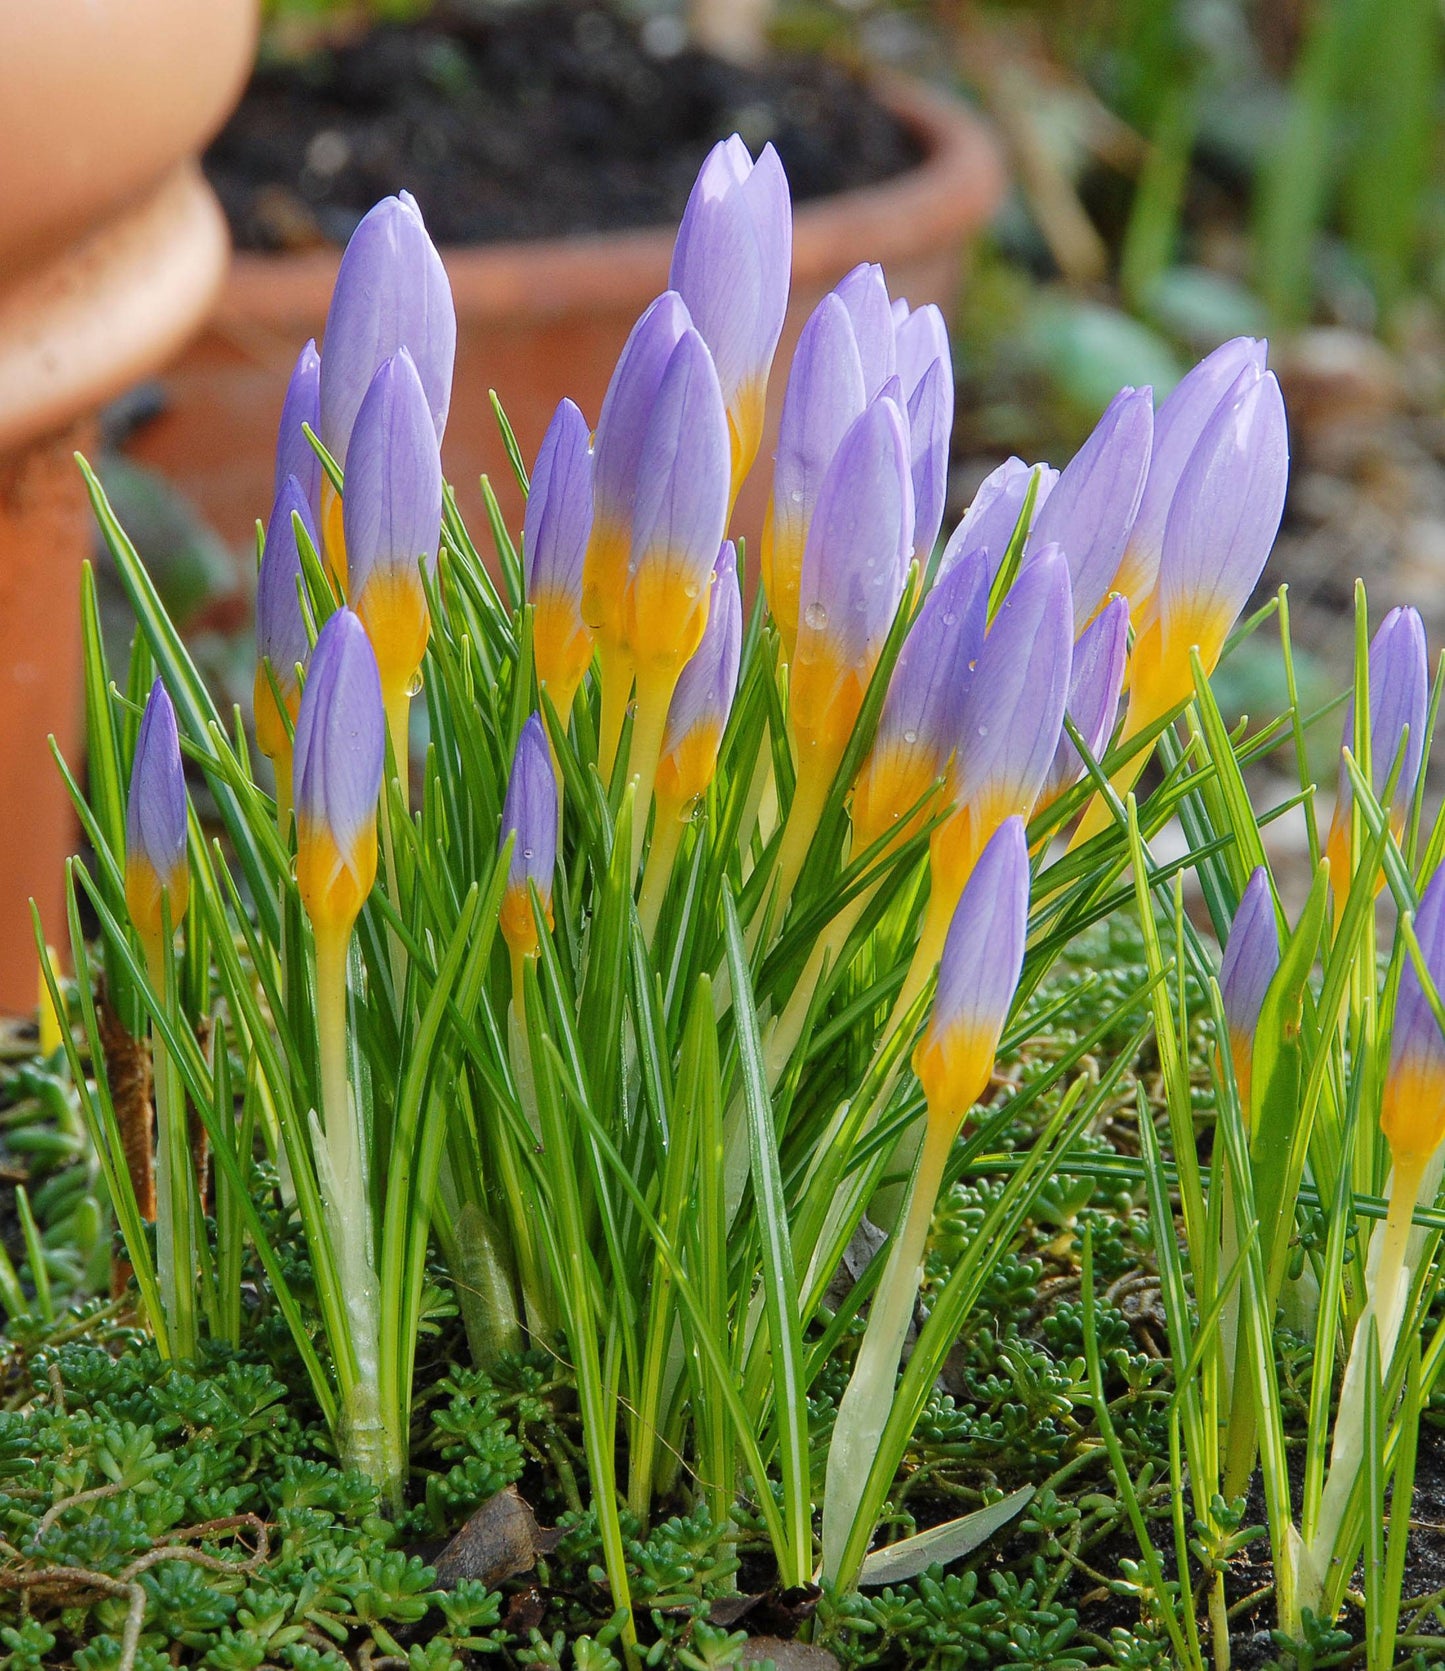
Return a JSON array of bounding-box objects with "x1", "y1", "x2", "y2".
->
[
  {"x1": 597, "y1": 637, "x2": 633, "y2": 787},
  {"x1": 144, "y1": 926, "x2": 196, "y2": 1359},
  {"x1": 380, "y1": 688, "x2": 411, "y2": 1006},
  {"x1": 626, "y1": 668, "x2": 674, "y2": 874},
  {"x1": 638, "y1": 793, "x2": 687, "y2": 943}
]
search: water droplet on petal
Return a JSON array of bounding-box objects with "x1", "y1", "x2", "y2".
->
[
  {"x1": 902, "y1": 728, "x2": 918, "y2": 746},
  {"x1": 407, "y1": 670, "x2": 425, "y2": 697},
  {"x1": 804, "y1": 601, "x2": 829, "y2": 631},
  {"x1": 942, "y1": 612, "x2": 957, "y2": 627}
]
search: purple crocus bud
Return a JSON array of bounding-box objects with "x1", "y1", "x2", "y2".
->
[
  {"x1": 851, "y1": 548, "x2": 990, "y2": 852},
  {"x1": 1218, "y1": 866, "x2": 1279, "y2": 1116},
  {"x1": 914, "y1": 816, "x2": 1029, "y2": 1121},
  {"x1": 625, "y1": 327, "x2": 731, "y2": 685},
  {"x1": 125, "y1": 679, "x2": 189, "y2": 939},
  {"x1": 1128, "y1": 365, "x2": 1289, "y2": 734},
  {"x1": 761, "y1": 291, "x2": 868, "y2": 658},
  {"x1": 524, "y1": 398, "x2": 595, "y2": 718},
  {"x1": 833, "y1": 263, "x2": 897, "y2": 398},
  {"x1": 1382, "y1": 865, "x2": 1445, "y2": 1163},
  {"x1": 893, "y1": 302, "x2": 953, "y2": 560},
  {"x1": 499, "y1": 713, "x2": 559, "y2": 958},
  {"x1": 669, "y1": 136, "x2": 792, "y2": 501},
  {"x1": 1025, "y1": 386, "x2": 1153, "y2": 633},
  {"x1": 790, "y1": 396, "x2": 915, "y2": 768},
  {"x1": 657, "y1": 542, "x2": 743, "y2": 809},
  {"x1": 275, "y1": 338, "x2": 322, "y2": 524},
  {"x1": 583, "y1": 290, "x2": 694, "y2": 648},
  {"x1": 255, "y1": 473, "x2": 318, "y2": 765},
  {"x1": 933, "y1": 546, "x2": 1073, "y2": 904},
  {"x1": 1037, "y1": 596, "x2": 1129, "y2": 813},
  {"x1": 1115, "y1": 337, "x2": 1268, "y2": 616},
  {"x1": 1327, "y1": 605, "x2": 1430, "y2": 884},
  {"x1": 294, "y1": 609, "x2": 384, "y2": 937},
  {"x1": 938, "y1": 457, "x2": 1058, "y2": 585},
  {"x1": 343, "y1": 348, "x2": 444, "y2": 697}
]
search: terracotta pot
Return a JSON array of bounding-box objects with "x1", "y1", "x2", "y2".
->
[
  {"x1": 0, "y1": 1, "x2": 258, "y2": 1015},
  {"x1": 129, "y1": 72, "x2": 1006, "y2": 558}
]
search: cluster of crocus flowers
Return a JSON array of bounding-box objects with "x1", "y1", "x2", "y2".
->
[
  {"x1": 1217, "y1": 866, "x2": 1281, "y2": 1119},
  {"x1": 822, "y1": 817, "x2": 1030, "y2": 1586},
  {"x1": 124, "y1": 679, "x2": 195, "y2": 1358},
  {"x1": 1324, "y1": 605, "x2": 1428, "y2": 916}
]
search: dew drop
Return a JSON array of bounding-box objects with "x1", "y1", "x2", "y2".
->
[
  {"x1": 522, "y1": 846, "x2": 533, "y2": 861},
  {"x1": 942, "y1": 612, "x2": 957, "y2": 627},
  {"x1": 804, "y1": 601, "x2": 829, "y2": 631},
  {"x1": 902, "y1": 728, "x2": 918, "y2": 746},
  {"x1": 406, "y1": 670, "x2": 425, "y2": 697},
  {"x1": 790, "y1": 489, "x2": 805, "y2": 506}
]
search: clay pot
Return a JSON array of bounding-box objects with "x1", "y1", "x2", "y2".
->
[
  {"x1": 0, "y1": 2, "x2": 258, "y2": 1014},
  {"x1": 129, "y1": 72, "x2": 1006, "y2": 557}
]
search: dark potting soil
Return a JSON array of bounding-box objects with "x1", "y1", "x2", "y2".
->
[{"x1": 205, "y1": 1, "x2": 923, "y2": 252}]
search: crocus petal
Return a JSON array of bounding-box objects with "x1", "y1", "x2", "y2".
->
[
  {"x1": 1382, "y1": 866, "x2": 1445, "y2": 1162},
  {"x1": 255, "y1": 474, "x2": 318, "y2": 760},
  {"x1": 293, "y1": 609, "x2": 384, "y2": 933},
  {"x1": 318, "y1": 192, "x2": 455, "y2": 463},
  {"x1": 914, "y1": 816, "x2": 1030, "y2": 1118},
  {"x1": 658, "y1": 542, "x2": 743, "y2": 806},
  {"x1": 1026, "y1": 386, "x2": 1153, "y2": 633},
  {"x1": 1116, "y1": 337, "x2": 1268, "y2": 614},
  {"x1": 343, "y1": 349, "x2": 444, "y2": 595},
  {"x1": 669, "y1": 137, "x2": 791, "y2": 490},
  {"x1": 790, "y1": 396, "x2": 914, "y2": 758},
  {"x1": 1220, "y1": 867, "x2": 1279, "y2": 1044},
  {"x1": 939, "y1": 457, "x2": 1058, "y2": 585},
  {"x1": 906, "y1": 356, "x2": 954, "y2": 562},
  {"x1": 525, "y1": 398, "x2": 594, "y2": 705},
  {"x1": 833, "y1": 262, "x2": 897, "y2": 398},
  {"x1": 499, "y1": 712, "x2": 559, "y2": 955},
  {"x1": 625, "y1": 328, "x2": 731, "y2": 678},
  {"x1": 125, "y1": 679, "x2": 189, "y2": 935},
  {"x1": 851, "y1": 549, "x2": 989, "y2": 851},
  {"x1": 1038, "y1": 595, "x2": 1129, "y2": 811},
  {"x1": 275, "y1": 339, "x2": 322, "y2": 522},
  {"x1": 895, "y1": 302, "x2": 949, "y2": 404}
]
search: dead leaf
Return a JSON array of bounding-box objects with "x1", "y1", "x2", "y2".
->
[{"x1": 433, "y1": 1486, "x2": 554, "y2": 1589}]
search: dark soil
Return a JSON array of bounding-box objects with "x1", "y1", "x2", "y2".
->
[{"x1": 205, "y1": 1, "x2": 922, "y2": 252}]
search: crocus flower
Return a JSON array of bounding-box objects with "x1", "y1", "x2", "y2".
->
[
  {"x1": 938, "y1": 457, "x2": 1058, "y2": 586},
  {"x1": 851, "y1": 548, "x2": 989, "y2": 853},
  {"x1": 254, "y1": 473, "x2": 318, "y2": 769},
  {"x1": 524, "y1": 398, "x2": 594, "y2": 720},
  {"x1": 125, "y1": 679, "x2": 189, "y2": 940},
  {"x1": 1113, "y1": 337, "x2": 1268, "y2": 617},
  {"x1": 656, "y1": 542, "x2": 742, "y2": 810},
  {"x1": 1036, "y1": 596, "x2": 1129, "y2": 815},
  {"x1": 1025, "y1": 386, "x2": 1153, "y2": 633},
  {"x1": 293, "y1": 609, "x2": 384, "y2": 937},
  {"x1": 1326, "y1": 606, "x2": 1429, "y2": 893},
  {"x1": 790, "y1": 395, "x2": 915, "y2": 769},
  {"x1": 834, "y1": 263, "x2": 897, "y2": 398},
  {"x1": 1381, "y1": 866, "x2": 1445, "y2": 1165},
  {"x1": 669, "y1": 136, "x2": 791, "y2": 503},
  {"x1": 932, "y1": 546, "x2": 1074, "y2": 905},
  {"x1": 894, "y1": 302, "x2": 953, "y2": 561},
  {"x1": 318, "y1": 192, "x2": 455, "y2": 585},
  {"x1": 343, "y1": 349, "x2": 444, "y2": 700},
  {"x1": 914, "y1": 816, "x2": 1030, "y2": 1120},
  {"x1": 1218, "y1": 866, "x2": 1280, "y2": 1117},
  {"x1": 1125, "y1": 364, "x2": 1288, "y2": 738},
  {"x1": 760, "y1": 291, "x2": 868, "y2": 658},
  {"x1": 275, "y1": 338, "x2": 322, "y2": 524},
  {"x1": 499, "y1": 714, "x2": 558, "y2": 959},
  {"x1": 624, "y1": 327, "x2": 731, "y2": 686}
]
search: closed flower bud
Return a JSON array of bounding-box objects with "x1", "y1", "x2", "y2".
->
[
  {"x1": 1114, "y1": 337, "x2": 1267, "y2": 617},
  {"x1": 761, "y1": 291, "x2": 868, "y2": 658},
  {"x1": 293, "y1": 609, "x2": 384, "y2": 937},
  {"x1": 657, "y1": 542, "x2": 742, "y2": 809},
  {"x1": 1382, "y1": 866, "x2": 1445, "y2": 1164},
  {"x1": 1036, "y1": 596, "x2": 1129, "y2": 814},
  {"x1": 1026, "y1": 386, "x2": 1153, "y2": 633},
  {"x1": 670, "y1": 136, "x2": 791, "y2": 501},
  {"x1": 625, "y1": 327, "x2": 731, "y2": 682},
  {"x1": 833, "y1": 262, "x2": 897, "y2": 398},
  {"x1": 894, "y1": 303, "x2": 953, "y2": 560},
  {"x1": 1218, "y1": 866, "x2": 1279, "y2": 1116},
  {"x1": 938, "y1": 457, "x2": 1057, "y2": 586},
  {"x1": 275, "y1": 339, "x2": 322, "y2": 524},
  {"x1": 851, "y1": 549, "x2": 989, "y2": 852},
  {"x1": 255, "y1": 473, "x2": 318, "y2": 764},
  {"x1": 914, "y1": 817, "x2": 1029, "y2": 1120},
  {"x1": 790, "y1": 396, "x2": 915, "y2": 766},
  {"x1": 499, "y1": 714, "x2": 559, "y2": 958},
  {"x1": 1327, "y1": 606, "x2": 1429, "y2": 889},
  {"x1": 125, "y1": 679, "x2": 190, "y2": 939},
  {"x1": 524, "y1": 398, "x2": 594, "y2": 717},
  {"x1": 343, "y1": 349, "x2": 444, "y2": 698}
]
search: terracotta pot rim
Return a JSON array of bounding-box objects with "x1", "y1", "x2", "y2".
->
[{"x1": 218, "y1": 70, "x2": 1005, "y2": 328}]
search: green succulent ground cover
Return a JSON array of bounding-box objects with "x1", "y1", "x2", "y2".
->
[{"x1": 1, "y1": 916, "x2": 1440, "y2": 1671}]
